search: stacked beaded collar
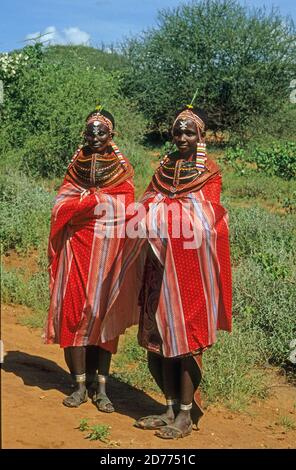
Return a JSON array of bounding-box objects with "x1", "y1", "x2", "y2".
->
[
  {"x1": 152, "y1": 143, "x2": 208, "y2": 198},
  {"x1": 66, "y1": 142, "x2": 133, "y2": 189}
]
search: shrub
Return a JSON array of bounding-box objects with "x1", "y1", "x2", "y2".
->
[
  {"x1": 123, "y1": 0, "x2": 295, "y2": 136},
  {"x1": 229, "y1": 206, "x2": 295, "y2": 263},
  {"x1": 0, "y1": 171, "x2": 53, "y2": 253},
  {"x1": 2, "y1": 267, "x2": 49, "y2": 327},
  {"x1": 225, "y1": 141, "x2": 296, "y2": 180},
  {"x1": 0, "y1": 44, "x2": 149, "y2": 179},
  {"x1": 233, "y1": 257, "x2": 296, "y2": 365},
  {"x1": 251, "y1": 142, "x2": 296, "y2": 180},
  {"x1": 202, "y1": 325, "x2": 268, "y2": 408}
]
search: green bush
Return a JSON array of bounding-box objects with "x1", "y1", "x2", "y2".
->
[
  {"x1": 229, "y1": 206, "x2": 295, "y2": 263},
  {"x1": 122, "y1": 0, "x2": 295, "y2": 136},
  {"x1": 233, "y1": 257, "x2": 296, "y2": 365},
  {"x1": 0, "y1": 171, "x2": 53, "y2": 253},
  {"x1": 0, "y1": 44, "x2": 149, "y2": 179},
  {"x1": 229, "y1": 206, "x2": 296, "y2": 365},
  {"x1": 2, "y1": 267, "x2": 49, "y2": 327},
  {"x1": 225, "y1": 141, "x2": 296, "y2": 180},
  {"x1": 202, "y1": 325, "x2": 268, "y2": 408},
  {"x1": 281, "y1": 191, "x2": 296, "y2": 214},
  {"x1": 251, "y1": 142, "x2": 296, "y2": 180}
]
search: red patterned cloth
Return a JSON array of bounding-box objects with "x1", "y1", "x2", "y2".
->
[
  {"x1": 44, "y1": 175, "x2": 135, "y2": 352},
  {"x1": 104, "y1": 172, "x2": 232, "y2": 358}
]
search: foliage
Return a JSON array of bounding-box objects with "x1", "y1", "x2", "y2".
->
[
  {"x1": 85, "y1": 424, "x2": 111, "y2": 442},
  {"x1": 112, "y1": 331, "x2": 161, "y2": 393},
  {"x1": 45, "y1": 45, "x2": 126, "y2": 71},
  {"x1": 76, "y1": 418, "x2": 111, "y2": 442},
  {"x1": 225, "y1": 141, "x2": 296, "y2": 180},
  {"x1": 0, "y1": 171, "x2": 53, "y2": 253},
  {"x1": 122, "y1": 0, "x2": 296, "y2": 137},
  {"x1": 230, "y1": 206, "x2": 296, "y2": 364},
  {"x1": 0, "y1": 44, "x2": 149, "y2": 178},
  {"x1": 2, "y1": 267, "x2": 49, "y2": 327},
  {"x1": 233, "y1": 256, "x2": 295, "y2": 365},
  {"x1": 77, "y1": 418, "x2": 89, "y2": 432},
  {"x1": 229, "y1": 206, "x2": 295, "y2": 263},
  {"x1": 202, "y1": 325, "x2": 268, "y2": 408},
  {"x1": 281, "y1": 191, "x2": 296, "y2": 214},
  {"x1": 221, "y1": 169, "x2": 296, "y2": 214}
]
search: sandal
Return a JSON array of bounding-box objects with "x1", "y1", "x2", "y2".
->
[
  {"x1": 155, "y1": 423, "x2": 192, "y2": 440},
  {"x1": 134, "y1": 415, "x2": 174, "y2": 430},
  {"x1": 92, "y1": 392, "x2": 114, "y2": 413},
  {"x1": 63, "y1": 389, "x2": 88, "y2": 408}
]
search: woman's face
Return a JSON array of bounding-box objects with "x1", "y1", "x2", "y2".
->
[
  {"x1": 84, "y1": 121, "x2": 111, "y2": 152},
  {"x1": 172, "y1": 118, "x2": 199, "y2": 156}
]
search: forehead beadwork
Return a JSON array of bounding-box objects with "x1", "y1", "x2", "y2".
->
[
  {"x1": 179, "y1": 120, "x2": 187, "y2": 130},
  {"x1": 86, "y1": 110, "x2": 113, "y2": 134},
  {"x1": 172, "y1": 109, "x2": 205, "y2": 133}
]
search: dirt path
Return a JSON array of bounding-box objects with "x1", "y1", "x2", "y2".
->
[{"x1": 1, "y1": 304, "x2": 296, "y2": 449}]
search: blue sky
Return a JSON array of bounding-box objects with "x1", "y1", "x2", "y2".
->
[{"x1": 1, "y1": 0, "x2": 295, "y2": 52}]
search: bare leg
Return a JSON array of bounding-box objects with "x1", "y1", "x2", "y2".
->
[
  {"x1": 155, "y1": 356, "x2": 201, "y2": 438},
  {"x1": 135, "y1": 353, "x2": 178, "y2": 429},
  {"x1": 85, "y1": 345, "x2": 100, "y2": 396},
  {"x1": 162, "y1": 357, "x2": 179, "y2": 420},
  {"x1": 93, "y1": 347, "x2": 114, "y2": 413},
  {"x1": 63, "y1": 346, "x2": 87, "y2": 407},
  {"x1": 172, "y1": 356, "x2": 195, "y2": 431},
  {"x1": 64, "y1": 347, "x2": 74, "y2": 376}
]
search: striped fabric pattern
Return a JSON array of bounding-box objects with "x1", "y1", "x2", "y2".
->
[
  {"x1": 45, "y1": 176, "x2": 135, "y2": 351},
  {"x1": 102, "y1": 174, "x2": 232, "y2": 358}
]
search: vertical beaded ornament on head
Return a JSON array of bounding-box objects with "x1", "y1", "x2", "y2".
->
[
  {"x1": 172, "y1": 85, "x2": 207, "y2": 173},
  {"x1": 86, "y1": 104, "x2": 114, "y2": 135},
  {"x1": 89, "y1": 105, "x2": 128, "y2": 171}
]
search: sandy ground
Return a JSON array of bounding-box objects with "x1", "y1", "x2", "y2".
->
[{"x1": 1, "y1": 303, "x2": 296, "y2": 449}]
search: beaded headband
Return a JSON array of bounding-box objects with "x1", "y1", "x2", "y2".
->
[
  {"x1": 86, "y1": 113, "x2": 113, "y2": 133},
  {"x1": 172, "y1": 109, "x2": 205, "y2": 132}
]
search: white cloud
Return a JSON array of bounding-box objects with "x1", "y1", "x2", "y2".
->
[
  {"x1": 63, "y1": 27, "x2": 90, "y2": 45},
  {"x1": 25, "y1": 26, "x2": 90, "y2": 46}
]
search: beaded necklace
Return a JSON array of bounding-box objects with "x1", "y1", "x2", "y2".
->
[{"x1": 153, "y1": 144, "x2": 207, "y2": 197}]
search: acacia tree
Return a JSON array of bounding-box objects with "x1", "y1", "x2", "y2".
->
[{"x1": 122, "y1": 0, "x2": 296, "y2": 137}]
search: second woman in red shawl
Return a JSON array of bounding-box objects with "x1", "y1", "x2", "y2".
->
[
  {"x1": 45, "y1": 108, "x2": 135, "y2": 412},
  {"x1": 132, "y1": 106, "x2": 232, "y2": 439}
]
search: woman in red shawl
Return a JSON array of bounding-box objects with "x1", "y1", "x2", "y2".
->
[
  {"x1": 130, "y1": 106, "x2": 232, "y2": 439},
  {"x1": 44, "y1": 108, "x2": 135, "y2": 411}
]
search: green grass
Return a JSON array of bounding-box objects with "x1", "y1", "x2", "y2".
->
[
  {"x1": 1, "y1": 267, "x2": 49, "y2": 327},
  {"x1": 112, "y1": 329, "x2": 161, "y2": 394},
  {"x1": 76, "y1": 418, "x2": 111, "y2": 442},
  {"x1": 85, "y1": 424, "x2": 111, "y2": 442},
  {"x1": 0, "y1": 171, "x2": 53, "y2": 253},
  {"x1": 202, "y1": 326, "x2": 268, "y2": 409},
  {"x1": 221, "y1": 168, "x2": 296, "y2": 212},
  {"x1": 276, "y1": 415, "x2": 296, "y2": 431}
]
